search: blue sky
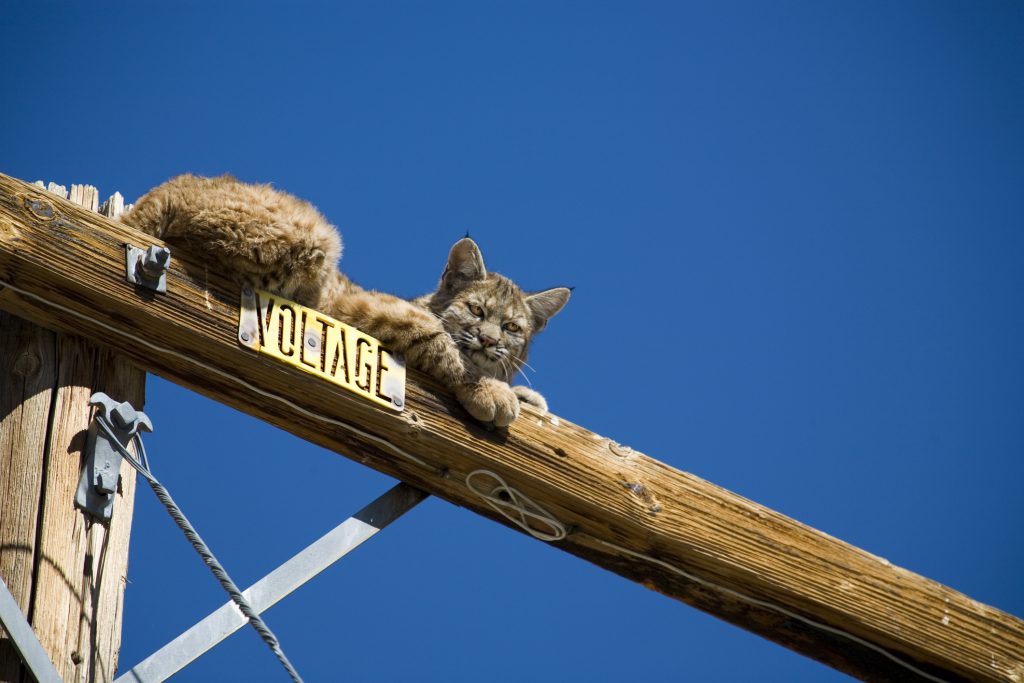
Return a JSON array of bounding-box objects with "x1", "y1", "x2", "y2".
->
[{"x1": 3, "y1": 2, "x2": 1022, "y2": 681}]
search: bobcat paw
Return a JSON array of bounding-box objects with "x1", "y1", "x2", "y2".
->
[
  {"x1": 512, "y1": 386, "x2": 548, "y2": 413},
  {"x1": 455, "y1": 378, "x2": 520, "y2": 427}
]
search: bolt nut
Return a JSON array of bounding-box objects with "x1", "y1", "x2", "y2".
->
[
  {"x1": 111, "y1": 402, "x2": 137, "y2": 429},
  {"x1": 140, "y1": 245, "x2": 171, "y2": 277}
]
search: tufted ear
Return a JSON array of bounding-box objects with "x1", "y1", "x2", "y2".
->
[
  {"x1": 526, "y1": 287, "x2": 571, "y2": 332},
  {"x1": 441, "y1": 237, "x2": 487, "y2": 291}
]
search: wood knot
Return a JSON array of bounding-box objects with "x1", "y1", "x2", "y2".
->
[
  {"x1": 0, "y1": 218, "x2": 18, "y2": 241},
  {"x1": 12, "y1": 350, "x2": 41, "y2": 379},
  {"x1": 622, "y1": 481, "x2": 662, "y2": 515},
  {"x1": 22, "y1": 194, "x2": 56, "y2": 221},
  {"x1": 403, "y1": 410, "x2": 423, "y2": 437}
]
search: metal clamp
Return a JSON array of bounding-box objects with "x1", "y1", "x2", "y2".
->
[
  {"x1": 126, "y1": 244, "x2": 171, "y2": 293},
  {"x1": 75, "y1": 392, "x2": 153, "y2": 522}
]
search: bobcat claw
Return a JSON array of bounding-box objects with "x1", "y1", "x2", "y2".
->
[
  {"x1": 512, "y1": 386, "x2": 548, "y2": 414},
  {"x1": 455, "y1": 378, "x2": 520, "y2": 427}
]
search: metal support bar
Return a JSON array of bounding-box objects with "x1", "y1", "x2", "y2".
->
[
  {"x1": 0, "y1": 575, "x2": 64, "y2": 683},
  {"x1": 116, "y1": 482, "x2": 427, "y2": 683}
]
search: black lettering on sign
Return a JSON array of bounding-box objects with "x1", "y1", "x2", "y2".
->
[
  {"x1": 246, "y1": 290, "x2": 402, "y2": 411},
  {"x1": 278, "y1": 303, "x2": 298, "y2": 358},
  {"x1": 326, "y1": 323, "x2": 350, "y2": 384},
  {"x1": 354, "y1": 337, "x2": 374, "y2": 393},
  {"x1": 258, "y1": 296, "x2": 275, "y2": 347}
]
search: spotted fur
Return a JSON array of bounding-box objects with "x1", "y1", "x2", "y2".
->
[{"x1": 124, "y1": 174, "x2": 569, "y2": 426}]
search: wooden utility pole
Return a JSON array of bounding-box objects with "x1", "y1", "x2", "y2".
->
[
  {"x1": 0, "y1": 182, "x2": 144, "y2": 682},
  {"x1": 0, "y1": 171, "x2": 1021, "y2": 682}
]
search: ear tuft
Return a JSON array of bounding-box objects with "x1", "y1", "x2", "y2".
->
[
  {"x1": 441, "y1": 237, "x2": 487, "y2": 291},
  {"x1": 526, "y1": 287, "x2": 571, "y2": 332}
]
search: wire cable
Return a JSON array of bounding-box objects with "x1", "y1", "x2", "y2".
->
[{"x1": 94, "y1": 415, "x2": 304, "y2": 683}]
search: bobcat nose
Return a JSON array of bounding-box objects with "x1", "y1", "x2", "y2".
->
[{"x1": 478, "y1": 333, "x2": 498, "y2": 348}]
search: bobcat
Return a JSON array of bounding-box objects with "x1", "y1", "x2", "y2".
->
[{"x1": 123, "y1": 174, "x2": 569, "y2": 426}]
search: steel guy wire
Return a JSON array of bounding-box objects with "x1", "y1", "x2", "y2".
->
[{"x1": 94, "y1": 415, "x2": 304, "y2": 683}]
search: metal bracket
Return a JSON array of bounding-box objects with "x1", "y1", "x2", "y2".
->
[
  {"x1": 75, "y1": 392, "x2": 153, "y2": 522},
  {"x1": 126, "y1": 244, "x2": 171, "y2": 293},
  {"x1": 238, "y1": 286, "x2": 260, "y2": 349},
  {"x1": 0, "y1": 575, "x2": 63, "y2": 683},
  {"x1": 115, "y1": 483, "x2": 426, "y2": 683}
]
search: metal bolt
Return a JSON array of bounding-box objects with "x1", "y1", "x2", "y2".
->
[
  {"x1": 240, "y1": 330, "x2": 251, "y2": 342},
  {"x1": 306, "y1": 336, "x2": 318, "y2": 348},
  {"x1": 95, "y1": 470, "x2": 115, "y2": 495},
  {"x1": 242, "y1": 286, "x2": 254, "y2": 297},
  {"x1": 140, "y1": 245, "x2": 171, "y2": 277},
  {"x1": 392, "y1": 396, "x2": 404, "y2": 409},
  {"x1": 111, "y1": 402, "x2": 137, "y2": 430}
]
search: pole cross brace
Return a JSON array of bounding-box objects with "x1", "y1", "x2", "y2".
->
[
  {"x1": 75, "y1": 392, "x2": 153, "y2": 522},
  {"x1": 0, "y1": 575, "x2": 63, "y2": 683},
  {"x1": 116, "y1": 482, "x2": 426, "y2": 683}
]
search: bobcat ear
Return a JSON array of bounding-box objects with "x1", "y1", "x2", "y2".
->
[
  {"x1": 526, "y1": 287, "x2": 571, "y2": 332},
  {"x1": 441, "y1": 237, "x2": 487, "y2": 291}
]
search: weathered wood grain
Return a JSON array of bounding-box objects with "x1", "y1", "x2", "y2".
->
[
  {"x1": 0, "y1": 179, "x2": 145, "y2": 683},
  {"x1": 0, "y1": 171, "x2": 1021, "y2": 682},
  {"x1": 0, "y1": 313, "x2": 56, "y2": 682},
  {"x1": 29, "y1": 336, "x2": 143, "y2": 682}
]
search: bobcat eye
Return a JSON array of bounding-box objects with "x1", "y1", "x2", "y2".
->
[
  {"x1": 503, "y1": 322, "x2": 521, "y2": 333},
  {"x1": 467, "y1": 303, "x2": 484, "y2": 318}
]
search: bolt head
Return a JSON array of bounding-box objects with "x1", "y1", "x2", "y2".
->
[
  {"x1": 111, "y1": 403, "x2": 137, "y2": 429},
  {"x1": 240, "y1": 330, "x2": 251, "y2": 342},
  {"x1": 141, "y1": 245, "x2": 171, "y2": 275}
]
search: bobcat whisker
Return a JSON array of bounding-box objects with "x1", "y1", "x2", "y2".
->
[
  {"x1": 451, "y1": 331, "x2": 475, "y2": 350},
  {"x1": 510, "y1": 353, "x2": 537, "y2": 375},
  {"x1": 424, "y1": 309, "x2": 447, "y2": 323},
  {"x1": 513, "y1": 363, "x2": 534, "y2": 388},
  {"x1": 497, "y1": 355, "x2": 523, "y2": 386}
]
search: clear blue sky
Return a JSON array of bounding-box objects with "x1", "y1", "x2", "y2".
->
[{"x1": 3, "y1": 2, "x2": 1022, "y2": 681}]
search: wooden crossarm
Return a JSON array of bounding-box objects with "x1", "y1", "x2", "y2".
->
[{"x1": 0, "y1": 172, "x2": 1021, "y2": 682}]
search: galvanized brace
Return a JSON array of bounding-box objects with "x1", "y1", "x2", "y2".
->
[
  {"x1": 115, "y1": 483, "x2": 427, "y2": 683},
  {"x1": 0, "y1": 575, "x2": 63, "y2": 683}
]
